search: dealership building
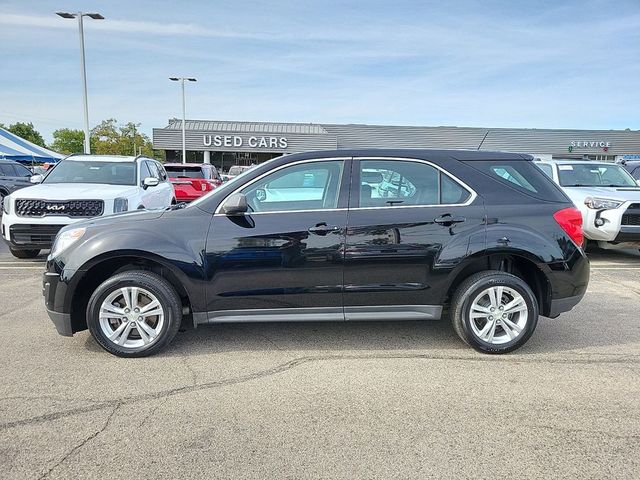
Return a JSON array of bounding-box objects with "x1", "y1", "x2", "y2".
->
[{"x1": 153, "y1": 119, "x2": 640, "y2": 170}]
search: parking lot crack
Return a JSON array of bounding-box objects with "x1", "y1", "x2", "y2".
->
[
  {"x1": 3, "y1": 352, "x2": 639, "y2": 433},
  {"x1": 37, "y1": 402, "x2": 122, "y2": 480}
]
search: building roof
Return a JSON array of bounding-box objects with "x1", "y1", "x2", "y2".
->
[{"x1": 165, "y1": 119, "x2": 329, "y2": 135}]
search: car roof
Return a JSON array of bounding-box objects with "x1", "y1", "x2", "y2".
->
[
  {"x1": 277, "y1": 148, "x2": 533, "y2": 162},
  {"x1": 164, "y1": 163, "x2": 208, "y2": 167},
  {"x1": 63, "y1": 154, "x2": 141, "y2": 163},
  {"x1": 536, "y1": 159, "x2": 620, "y2": 166}
]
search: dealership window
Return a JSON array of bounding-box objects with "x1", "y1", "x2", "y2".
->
[
  {"x1": 241, "y1": 160, "x2": 343, "y2": 212},
  {"x1": 358, "y1": 159, "x2": 470, "y2": 207}
]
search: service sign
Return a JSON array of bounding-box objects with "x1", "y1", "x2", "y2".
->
[
  {"x1": 203, "y1": 134, "x2": 288, "y2": 149},
  {"x1": 570, "y1": 140, "x2": 611, "y2": 148}
]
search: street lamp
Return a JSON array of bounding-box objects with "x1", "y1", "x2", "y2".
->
[
  {"x1": 56, "y1": 11, "x2": 105, "y2": 154},
  {"x1": 169, "y1": 77, "x2": 197, "y2": 163}
]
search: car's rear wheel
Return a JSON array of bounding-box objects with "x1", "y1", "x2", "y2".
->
[
  {"x1": 86, "y1": 270, "x2": 182, "y2": 357},
  {"x1": 9, "y1": 247, "x2": 40, "y2": 259},
  {"x1": 451, "y1": 271, "x2": 538, "y2": 354}
]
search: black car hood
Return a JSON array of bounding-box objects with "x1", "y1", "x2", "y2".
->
[{"x1": 63, "y1": 209, "x2": 166, "y2": 231}]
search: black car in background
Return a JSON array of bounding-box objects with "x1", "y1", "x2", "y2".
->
[
  {"x1": 0, "y1": 159, "x2": 33, "y2": 213},
  {"x1": 42, "y1": 149, "x2": 589, "y2": 357},
  {"x1": 620, "y1": 159, "x2": 640, "y2": 181}
]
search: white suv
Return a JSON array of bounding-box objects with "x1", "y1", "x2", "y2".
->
[
  {"x1": 1, "y1": 155, "x2": 175, "y2": 258},
  {"x1": 535, "y1": 160, "x2": 640, "y2": 249}
]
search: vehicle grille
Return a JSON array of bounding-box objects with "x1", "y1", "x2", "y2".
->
[
  {"x1": 15, "y1": 199, "x2": 104, "y2": 218},
  {"x1": 622, "y1": 204, "x2": 640, "y2": 226},
  {"x1": 10, "y1": 224, "x2": 64, "y2": 246}
]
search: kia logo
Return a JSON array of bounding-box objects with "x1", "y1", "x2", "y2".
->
[{"x1": 46, "y1": 204, "x2": 66, "y2": 211}]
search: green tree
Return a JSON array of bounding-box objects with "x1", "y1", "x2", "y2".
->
[
  {"x1": 90, "y1": 119, "x2": 164, "y2": 160},
  {"x1": 51, "y1": 128, "x2": 85, "y2": 154},
  {"x1": 1, "y1": 122, "x2": 46, "y2": 147}
]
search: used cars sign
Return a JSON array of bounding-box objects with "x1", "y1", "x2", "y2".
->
[{"x1": 203, "y1": 134, "x2": 288, "y2": 149}]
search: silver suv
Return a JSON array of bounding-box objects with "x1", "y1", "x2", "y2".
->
[{"x1": 535, "y1": 159, "x2": 640, "y2": 249}]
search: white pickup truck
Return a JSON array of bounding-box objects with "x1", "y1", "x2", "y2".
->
[
  {"x1": 535, "y1": 159, "x2": 640, "y2": 250},
  {"x1": 1, "y1": 155, "x2": 175, "y2": 258}
]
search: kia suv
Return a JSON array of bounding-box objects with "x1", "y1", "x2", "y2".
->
[
  {"x1": 42, "y1": 149, "x2": 589, "y2": 357},
  {"x1": 2, "y1": 155, "x2": 175, "y2": 258}
]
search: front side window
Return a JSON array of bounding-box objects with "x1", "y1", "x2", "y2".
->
[
  {"x1": 358, "y1": 159, "x2": 470, "y2": 207},
  {"x1": 145, "y1": 161, "x2": 160, "y2": 179},
  {"x1": 558, "y1": 163, "x2": 637, "y2": 187},
  {"x1": 241, "y1": 160, "x2": 343, "y2": 212},
  {"x1": 43, "y1": 161, "x2": 137, "y2": 186},
  {"x1": 13, "y1": 164, "x2": 32, "y2": 177}
]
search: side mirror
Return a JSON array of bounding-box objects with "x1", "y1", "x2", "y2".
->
[
  {"x1": 221, "y1": 193, "x2": 248, "y2": 215},
  {"x1": 30, "y1": 174, "x2": 43, "y2": 184},
  {"x1": 143, "y1": 177, "x2": 160, "y2": 189}
]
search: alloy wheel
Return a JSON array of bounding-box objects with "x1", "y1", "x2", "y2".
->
[
  {"x1": 98, "y1": 286, "x2": 165, "y2": 349},
  {"x1": 469, "y1": 286, "x2": 528, "y2": 345}
]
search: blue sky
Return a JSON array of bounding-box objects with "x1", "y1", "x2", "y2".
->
[{"x1": 1, "y1": 0, "x2": 639, "y2": 141}]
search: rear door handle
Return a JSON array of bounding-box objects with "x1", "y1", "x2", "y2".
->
[
  {"x1": 308, "y1": 223, "x2": 340, "y2": 235},
  {"x1": 434, "y1": 215, "x2": 466, "y2": 226}
]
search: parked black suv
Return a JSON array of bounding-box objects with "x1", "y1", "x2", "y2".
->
[
  {"x1": 43, "y1": 149, "x2": 589, "y2": 357},
  {"x1": 0, "y1": 159, "x2": 33, "y2": 213}
]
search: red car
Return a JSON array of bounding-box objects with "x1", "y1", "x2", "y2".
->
[{"x1": 164, "y1": 163, "x2": 222, "y2": 202}]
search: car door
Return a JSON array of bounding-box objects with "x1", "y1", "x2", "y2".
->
[
  {"x1": 142, "y1": 160, "x2": 164, "y2": 209},
  {"x1": 343, "y1": 157, "x2": 486, "y2": 320},
  {"x1": 1, "y1": 163, "x2": 32, "y2": 193},
  {"x1": 154, "y1": 161, "x2": 174, "y2": 205},
  {"x1": 203, "y1": 157, "x2": 350, "y2": 320}
]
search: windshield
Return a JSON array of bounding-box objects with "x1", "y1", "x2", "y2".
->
[
  {"x1": 558, "y1": 163, "x2": 637, "y2": 187},
  {"x1": 44, "y1": 161, "x2": 137, "y2": 186},
  {"x1": 165, "y1": 166, "x2": 204, "y2": 179}
]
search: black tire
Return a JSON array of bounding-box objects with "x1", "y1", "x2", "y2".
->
[
  {"x1": 86, "y1": 270, "x2": 182, "y2": 357},
  {"x1": 451, "y1": 271, "x2": 539, "y2": 354},
  {"x1": 10, "y1": 247, "x2": 40, "y2": 259}
]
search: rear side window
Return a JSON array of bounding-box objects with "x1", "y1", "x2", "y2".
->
[
  {"x1": 467, "y1": 160, "x2": 568, "y2": 202},
  {"x1": 535, "y1": 163, "x2": 554, "y2": 179}
]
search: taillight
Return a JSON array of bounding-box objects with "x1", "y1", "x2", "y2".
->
[{"x1": 553, "y1": 207, "x2": 584, "y2": 247}]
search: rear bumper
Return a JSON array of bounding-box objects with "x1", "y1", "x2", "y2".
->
[{"x1": 548, "y1": 292, "x2": 585, "y2": 318}]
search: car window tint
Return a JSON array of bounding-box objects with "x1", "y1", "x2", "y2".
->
[
  {"x1": 165, "y1": 166, "x2": 205, "y2": 179},
  {"x1": 359, "y1": 159, "x2": 469, "y2": 207},
  {"x1": 441, "y1": 172, "x2": 471, "y2": 204},
  {"x1": 11, "y1": 164, "x2": 31, "y2": 177},
  {"x1": 632, "y1": 167, "x2": 640, "y2": 180},
  {"x1": 145, "y1": 161, "x2": 160, "y2": 179},
  {"x1": 535, "y1": 163, "x2": 554, "y2": 179},
  {"x1": 465, "y1": 160, "x2": 568, "y2": 202},
  {"x1": 156, "y1": 163, "x2": 168, "y2": 181},
  {"x1": 140, "y1": 161, "x2": 152, "y2": 180},
  {"x1": 0, "y1": 164, "x2": 14, "y2": 176},
  {"x1": 241, "y1": 161, "x2": 343, "y2": 212}
]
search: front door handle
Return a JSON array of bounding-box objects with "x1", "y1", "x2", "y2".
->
[
  {"x1": 308, "y1": 223, "x2": 340, "y2": 235},
  {"x1": 434, "y1": 215, "x2": 466, "y2": 226}
]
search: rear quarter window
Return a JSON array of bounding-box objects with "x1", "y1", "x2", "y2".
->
[{"x1": 465, "y1": 160, "x2": 568, "y2": 202}]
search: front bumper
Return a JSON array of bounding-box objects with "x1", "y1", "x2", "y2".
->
[
  {"x1": 43, "y1": 269, "x2": 74, "y2": 336},
  {"x1": 580, "y1": 202, "x2": 640, "y2": 242}
]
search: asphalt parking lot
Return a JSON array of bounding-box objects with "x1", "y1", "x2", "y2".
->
[{"x1": 0, "y1": 240, "x2": 638, "y2": 479}]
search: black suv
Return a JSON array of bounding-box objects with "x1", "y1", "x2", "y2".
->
[
  {"x1": 0, "y1": 159, "x2": 33, "y2": 213},
  {"x1": 43, "y1": 149, "x2": 589, "y2": 357}
]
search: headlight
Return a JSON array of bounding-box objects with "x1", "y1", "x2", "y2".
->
[
  {"x1": 51, "y1": 227, "x2": 86, "y2": 258},
  {"x1": 2, "y1": 195, "x2": 10, "y2": 215},
  {"x1": 113, "y1": 197, "x2": 129, "y2": 213},
  {"x1": 584, "y1": 197, "x2": 623, "y2": 210}
]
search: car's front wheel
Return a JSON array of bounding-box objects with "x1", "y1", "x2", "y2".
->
[
  {"x1": 9, "y1": 247, "x2": 40, "y2": 259},
  {"x1": 86, "y1": 270, "x2": 182, "y2": 357},
  {"x1": 451, "y1": 271, "x2": 539, "y2": 354}
]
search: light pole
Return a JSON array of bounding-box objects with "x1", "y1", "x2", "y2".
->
[
  {"x1": 56, "y1": 12, "x2": 104, "y2": 154},
  {"x1": 169, "y1": 77, "x2": 197, "y2": 163}
]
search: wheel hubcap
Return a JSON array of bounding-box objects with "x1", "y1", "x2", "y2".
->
[
  {"x1": 99, "y1": 286, "x2": 165, "y2": 349},
  {"x1": 469, "y1": 286, "x2": 528, "y2": 345}
]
